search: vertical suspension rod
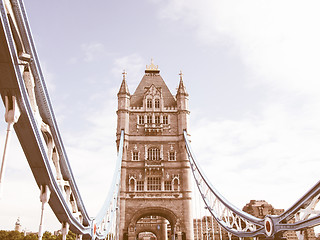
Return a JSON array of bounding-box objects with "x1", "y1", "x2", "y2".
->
[
  {"x1": 38, "y1": 185, "x2": 50, "y2": 240},
  {"x1": 0, "y1": 96, "x2": 20, "y2": 197}
]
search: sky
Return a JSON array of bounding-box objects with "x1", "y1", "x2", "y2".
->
[{"x1": 1, "y1": 0, "x2": 320, "y2": 233}]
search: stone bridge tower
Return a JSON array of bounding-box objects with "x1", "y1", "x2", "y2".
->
[{"x1": 116, "y1": 60, "x2": 193, "y2": 240}]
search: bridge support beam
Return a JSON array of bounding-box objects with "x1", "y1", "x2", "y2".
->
[{"x1": 38, "y1": 185, "x2": 50, "y2": 240}]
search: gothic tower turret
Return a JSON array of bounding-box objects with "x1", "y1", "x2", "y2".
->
[
  {"x1": 176, "y1": 71, "x2": 189, "y2": 135},
  {"x1": 117, "y1": 70, "x2": 130, "y2": 136}
]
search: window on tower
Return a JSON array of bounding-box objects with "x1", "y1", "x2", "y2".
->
[
  {"x1": 155, "y1": 115, "x2": 161, "y2": 124},
  {"x1": 155, "y1": 99, "x2": 160, "y2": 108},
  {"x1": 147, "y1": 99, "x2": 152, "y2": 108},
  {"x1": 138, "y1": 115, "x2": 144, "y2": 124},
  {"x1": 148, "y1": 147, "x2": 160, "y2": 160},
  {"x1": 147, "y1": 177, "x2": 161, "y2": 191},
  {"x1": 163, "y1": 115, "x2": 168, "y2": 125},
  {"x1": 132, "y1": 152, "x2": 139, "y2": 161},
  {"x1": 136, "y1": 181, "x2": 144, "y2": 191},
  {"x1": 164, "y1": 181, "x2": 172, "y2": 191},
  {"x1": 169, "y1": 152, "x2": 176, "y2": 161},
  {"x1": 146, "y1": 115, "x2": 152, "y2": 124}
]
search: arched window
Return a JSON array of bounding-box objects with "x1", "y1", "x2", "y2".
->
[
  {"x1": 173, "y1": 178, "x2": 179, "y2": 191},
  {"x1": 155, "y1": 99, "x2": 160, "y2": 108},
  {"x1": 147, "y1": 99, "x2": 152, "y2": 108},
  {"x1": 148, "y1": 147, "x2": 160, "y2": 160},
  {"x1": 129, "y1": 178, "x2": 135, "y2": 191}
]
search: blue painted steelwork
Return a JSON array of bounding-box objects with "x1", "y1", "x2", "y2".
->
[
  {"x1": 0, "y1": 1, "x2": 124, "y2": 239},
  {"x1": 184, "y1": 130, "x2": 320, "y2": 239}
]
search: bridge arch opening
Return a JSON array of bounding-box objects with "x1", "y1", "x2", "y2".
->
[{"x1": 127, "y1": 207, "x2": 178, "y2": 240}]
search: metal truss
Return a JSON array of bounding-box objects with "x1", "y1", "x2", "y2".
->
[
  {"x1": 184, "y1": 131, "x2": 320, "y2": 239},
  {"x1": 0, "y1": 1, "x2": 123, "y2": 239}
]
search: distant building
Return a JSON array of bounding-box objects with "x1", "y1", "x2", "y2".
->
[
  {"x1": 242, "y1": 200, "x2": 276, "y2": 217},
  {"x1": 243, "y1": 200, "x2": 316, "y2": 240},
  {"x1": 192, "y1": 200, "x2": 317, "y2": 240},
  {"x1": 14, "y1": 217, "x2": 22, "y2": 232},
  {"x1": 193, "y1": 216, "x2": 229, "y2": 240}
]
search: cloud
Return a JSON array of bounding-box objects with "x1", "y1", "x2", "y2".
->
[
  {"x1": 81, "y1": 42, "x2": 106, "y2": 62},
  {"x1": 0, "y1": 95, "x2": 118, "y2": 229},
  {"x1": 60, "y1": 95, "x2": 118, "y2": 215},
  {"x1": 112, "y1": 54, "x2": 145, "y2": 92},
  {"x1": 152, "y1": 0, "x2": 320, "y2": 210},
  {"x1": 190, "y1": 101, "x2": 320, "y2": 209},
  {"x1": 157, "y1": 0, "x2": 320, "y2": 96}
]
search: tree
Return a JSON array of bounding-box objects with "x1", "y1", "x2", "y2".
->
[
  {"x1": 23, "y1": 233, "x2": 37, "y2": 240},
  {"x1": 0, "y1": 230, "x2": 76, "y2": 240},
  {"x1": 0, "y1": 230, "x2": 24, "y2": 240},
  {"x1": 0, "y1": 230, "x2": 9, "y2": 240}
]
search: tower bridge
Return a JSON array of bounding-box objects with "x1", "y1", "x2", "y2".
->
[
  {"x1": 1, "y1": 1, "x2": 320, "y2": 240},
  {"x1": 117, "y1": 61, "x2": 192, "y2": 240}
]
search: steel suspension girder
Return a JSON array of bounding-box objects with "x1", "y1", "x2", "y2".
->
[
  {"x1": 184, "y1": 131, "x2": 320, "y2": 239},
  {"x1": 0, "y1": 1, "x2": 123, "y2": 239}
]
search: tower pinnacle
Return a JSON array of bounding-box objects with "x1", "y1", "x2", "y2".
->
[
  {"x1": 118, "y1": 70, "x2": 130, "y2": 95},
  {"x1": 179, "y1": 70, "x2": 183, "y2": 81},
  {"x1": 122, "y1": 69, "x2": 127, "y2": 81},
  {"x1": 177, "y1": 70, "x2": 188, "y2": 96}
]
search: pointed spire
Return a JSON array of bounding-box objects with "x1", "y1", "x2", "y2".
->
[
  {"x1": 177, "y1": 70, "x2": 188, "y2": 96},
  {"x1": 118, "y1": 69, "x2": 130, "y2": 95}
]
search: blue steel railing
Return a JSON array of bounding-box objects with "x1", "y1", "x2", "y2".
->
[{"x1": 0, "y1": 1, "x2": 123, "y2": 239}]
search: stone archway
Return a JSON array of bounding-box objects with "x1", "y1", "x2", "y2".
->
[{"x1": 127, "y1": 207, "x2": 178, "y2": 240}]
